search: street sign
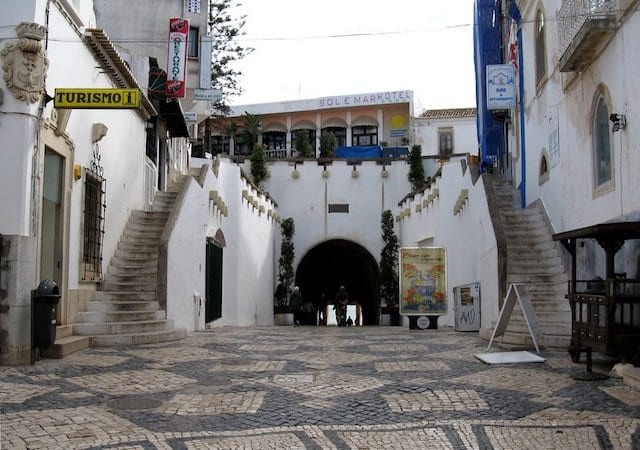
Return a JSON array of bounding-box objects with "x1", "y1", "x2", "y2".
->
[
  {"x1": 183, "y1": 111, "x2": 198, "y2": 122},
  {"x1": 194, "y1": 88, "x2": 222, "y2": 102},
  {"x1": 54, "y1": 88, "x2": 140, "y2": 109}
]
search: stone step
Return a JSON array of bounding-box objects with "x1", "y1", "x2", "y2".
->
[
  {"x1": 507, "y1": 273, "x2": 568, "y2": 284},
  {"x1": 99, "y1": 280, "x2": 157, "y2": 291},
  {"x1": 104, "y1": 273, "x2": 157, "y2": 283},
  {"x1": 500, "y1": 208, "x2": 544, "y2": 218},
  {"x1": 506, "y1": 248, "x2": 562, "y2": 260},
  {"x1": 93, "y1": 290, "x2": 156, "y2": 301},
  {"x1": 77, "y1": 309, "x2": 165, "y2": 323},
  {"x1": 507, "y1": 254, "x2": 562, "y2": 266},
  {"x1": 124, "y1": 219, "x2": 167, "y2": 229},
  {"x1": 507, "y1": 263, "x2": 565, "y2": 275},
  {"x1": 120, "y1": 234, "x2": 163, "y2": 245},
  {"x1": 508, "y1": 241, "x2": 561, "y2": 251},
  {"x1": 115, "y1": 243, "x2": 159, "y2": 254},
  {"x1": 499, "y1": 331, "x2": 571, "y2": 349},
  {"x1": 106, "y1": 262, "x2": 157, "y2": 273},
  {"x1": 41, "y1": 335, "x2": 91, "y2": 359},
  {"x1": 86, "y1": 299, "x2": 160, "y2": 311},
  {"x1": 74, "y1": 319, "x2": 174, "y2": 336},
  {"x1": 89, "y1": 328, "x2": 187, "y2": 346}
]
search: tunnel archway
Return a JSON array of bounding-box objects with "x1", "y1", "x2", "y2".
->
[{"x1": 295, "y1": 239, "x2": 380, "y2": 325}]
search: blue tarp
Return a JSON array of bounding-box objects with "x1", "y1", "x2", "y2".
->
[{"x1": 335, "y1": 146, "x2": 382, "y2": 158}]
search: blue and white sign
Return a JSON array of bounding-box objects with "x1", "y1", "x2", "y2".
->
[{"x1": 486, "y1": 64, "x2": 516, "y2": 110}]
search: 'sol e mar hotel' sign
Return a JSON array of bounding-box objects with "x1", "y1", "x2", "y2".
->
[
  {"x1": 317, "y1": 90, "x2": 412, "y2": 109},
  {"x1": 54, "y1": 88, "x2": 140, "y2": 109},
  {"x1": 166, "y1": 18, "x2": 189, "y2": 98}
]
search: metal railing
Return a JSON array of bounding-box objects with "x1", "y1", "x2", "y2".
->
[{"x1": 557, "y1": 0, "x2": 616, "y2": 57}]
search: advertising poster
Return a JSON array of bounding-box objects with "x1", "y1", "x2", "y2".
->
[
  {"x1": 399, "y1": 247, "x2": 447, "y2": 316},
  {"x1": 166, "y1": 18, "x2": 189, "y2": 98}
]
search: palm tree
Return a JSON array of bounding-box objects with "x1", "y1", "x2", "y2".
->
[{"x1": 241, "y1": 112, "x2": 261, "y2": 152}]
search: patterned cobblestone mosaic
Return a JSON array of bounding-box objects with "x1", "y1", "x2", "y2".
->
[{"x1": 1, "y1": 326, "x2": 639, "y2": 449}]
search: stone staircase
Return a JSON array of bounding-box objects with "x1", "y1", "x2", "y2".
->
[
  {"x1": 43, "y1": 179, "x2": 188, "y2": 357},
  {"x1": 490, "y1": 177, "x2": 571, "y2": 349}
]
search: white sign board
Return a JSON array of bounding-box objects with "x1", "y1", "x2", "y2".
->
[
  {"x1": 486, "y1": 64, "x2": 516, "y2": 110},
  {"x1": 194, "y1": 88, "x2": 222, "y2": 102},
  {"x1": 183, "y1": 111, "x2": 198, "y2": 122},
  {"x1": 487, "y1": 284, "x2": 544, "y2": 353}
]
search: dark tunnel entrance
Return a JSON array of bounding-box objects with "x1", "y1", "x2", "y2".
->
[{"x1": 295, "y1": 239, "x2": 380, "y2": 325}]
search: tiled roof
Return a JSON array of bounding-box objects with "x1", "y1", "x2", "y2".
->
[{"x1": 419, "y1": 107, "x2": 476, "y2": 119}]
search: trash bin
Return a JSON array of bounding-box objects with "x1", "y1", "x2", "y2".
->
[{"x1": 32, "y1": 279, "x2": 60, "y2": 349}]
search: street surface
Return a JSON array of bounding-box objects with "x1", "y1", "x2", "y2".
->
[{"x1": 1, "y1": 326, "x2": 639, "y2": 449}]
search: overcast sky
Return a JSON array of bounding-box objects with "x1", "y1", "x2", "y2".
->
[{"x1": 231, "y1": 0, "x2": 477, "y2": 111}]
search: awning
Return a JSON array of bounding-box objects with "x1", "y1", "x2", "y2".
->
[
  {"x1": 262, "y1": 122, "x2": 287, "y2": 133},
  {"x1": 291, "y1": 120, "x2": 317, "y2": 131},
  {"x1": 159, "y1": 99, "x2": 190, "y2": 138},
  {"x1": 321, "y1": 117, "x2": 348, "y2": 128},
  {"x1": 351, "y1": 115, "x2": 379, "y2": 127}
]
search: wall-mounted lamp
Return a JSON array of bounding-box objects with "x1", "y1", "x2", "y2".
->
[{"x1": 610, "y1": 113, "x2": 626, "y2": 132}]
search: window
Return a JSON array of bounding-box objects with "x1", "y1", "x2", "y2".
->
[
  {"x1": 539, "y1": 149, "x2": 550, "y2": 185},
  {"x1": 438, "y1": 128, "x2": 454, "y2": 155},
  {"x1": 535, "y1": 8, "x2": 547, "y2": 86},
  {"x1": 291, "y1": 129, "x2": 316, "y2": 152},
  {"x1": 593, "y1": 96, "x2": 613, "y2": 190},
  {"x1": 82, "y1": 170, "x2": 105, "y2": 281},
  {"x1": 211, "y1": 135, "x2": 230, "y2": 155},
  {"x1": 322, "y1": 127, "x2": 347, "y2": 146},
  {"x1": 328, "y1": 204, "x2": 349, "y2": 213},
  {"x1": 262, "y1": 131, "x2": 286, "y2": 150},
  {"x1": 352, "y1": 126, "x2": 378, "y2": 146},
  {"x1": 188, "y1": 27, "x2": 199, "y2": 58}
]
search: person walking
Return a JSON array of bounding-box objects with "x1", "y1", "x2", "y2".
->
[
  {"x1": 290, "y1": 286, "x2": 303, "y2": 326},
  {"x1": 334, "y1": 286, "x2": 348, "y2": 327}
]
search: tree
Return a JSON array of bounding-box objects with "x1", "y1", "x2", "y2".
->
[
  {"x1": 408, "y1": 144, "x2": 426, "y2": 191},
  {"x1": 241, "y1": 112, "x2": 261, "y2": 150},
  {"x1": 379, "y1": 210, "x2": 399, "y2": 325},
  {"x1": 320, "y1": 130, "x2": 337, "y2": 158},
  {"x1": 294, "y1": 130, "x2": 313, "y2": 157},
  {"x1": 207, "y1": 0, "x2": 253, "y2": 114},
  {"x1": 250, "y1": 143, "x2": 268, "y2": 189},
  {"x1": 275, "y1": 218, "x2": 295, "y2": 308}
]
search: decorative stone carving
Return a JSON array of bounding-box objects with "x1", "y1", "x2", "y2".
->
[{"x1": 1, "y1": 22, "x2": 49, "y2": 103}]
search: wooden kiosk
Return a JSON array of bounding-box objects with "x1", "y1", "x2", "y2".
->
[{"x1": 553, "y1": 222, "x2": 640, "y2": 366}]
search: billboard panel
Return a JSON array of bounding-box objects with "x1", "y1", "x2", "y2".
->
[{"x1": 399, "y1": 247, "x2": 447, "y2": 316}]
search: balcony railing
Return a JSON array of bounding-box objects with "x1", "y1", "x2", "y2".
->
[{"x1": 557, "y1": 0, "x2": 617, "y2": 72}]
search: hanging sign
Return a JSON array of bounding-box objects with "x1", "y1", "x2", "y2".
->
[
  {"x1": 166, "y1": 18, "x2": 189, "y2": 98},
  {"x1": 486, "y1": 64, "x2": 516, "y2": 110},
  {"x1": 53, "y1": 88, "x2": 140, "y2": 109}
]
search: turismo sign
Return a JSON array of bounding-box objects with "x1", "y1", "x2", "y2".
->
[{"x1": 54, "y1": 88, "x2": 140, "y2": 109}]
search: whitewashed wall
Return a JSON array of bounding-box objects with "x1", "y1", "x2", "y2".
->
[
  {"x1": 397, "y1": 157, "x2": 499, "y2": 331},
  {"x1": 515, "y1": 0, "x2": 640, "y2": 232},
  {"x1": 413, "y1": 116, "x2": 478, "y2": 157},
  {"x1": 247, "y1": 160, "x2": 413, "y2": 274},
  {"x1": 180, "y1": 158, "x2": 278, "y2": 329},
  {"x1": 42, "y1": 5, "x2": 147, "y2": 289}
]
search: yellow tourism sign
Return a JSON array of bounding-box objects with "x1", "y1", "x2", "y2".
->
[{"x1": 54, "y1": 88, "x2": 140, "y2": 109}]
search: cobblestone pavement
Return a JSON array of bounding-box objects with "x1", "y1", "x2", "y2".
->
[{"x1": 2, "y1": 326, "x2": 640, "y2": 449}]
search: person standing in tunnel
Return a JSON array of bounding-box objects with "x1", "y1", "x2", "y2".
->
[
  {"x1": 334, "y1": 286, "x2": 349, "y2": 327},
  {"x1": 290, "y1": 286, "x2": 303, "y2": 326}
]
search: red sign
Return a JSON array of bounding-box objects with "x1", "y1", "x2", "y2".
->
[{"x1": 166, "y1": 18, "x2": 189, "y2": 98}]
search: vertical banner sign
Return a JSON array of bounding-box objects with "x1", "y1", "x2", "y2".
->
[
  {"x1": 167, "y1": 18, "x2": 189, "y2": 98},
  {"x1": 399, "y1": 247, "x2": 448, "y2": 316}
]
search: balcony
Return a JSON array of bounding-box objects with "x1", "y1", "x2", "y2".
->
[{"x1": 557, "y1": 0, "x2": 617, "y2": 72}]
